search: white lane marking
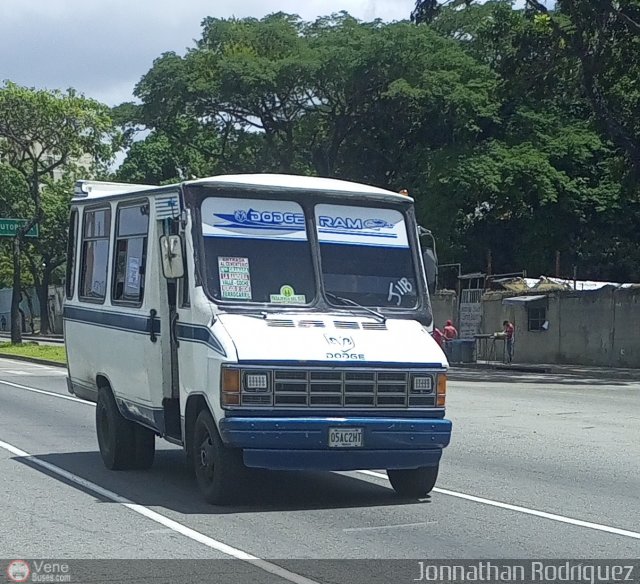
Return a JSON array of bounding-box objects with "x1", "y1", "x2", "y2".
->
[
  {"x1": 5, "y1": 376, "x2": 640, "y2": 544},
  {"x1": 0, "y1": 379, "x2": 95, "y2": 406},
  {"x1": 3, "y1": 369, "x2": 66, "y2": 377},
  {"x1": 0, "y1": 438, "x2": 320, "y2": 584},
  {"x1": 0, "y1": 359, "x2": 60, "y2": 371},
  {"x1": 357, "y1": 470, "x2": 640, "y2": 540},
  {"x1": 343, "y1": 522, "x2": 432, "y2": 532}
]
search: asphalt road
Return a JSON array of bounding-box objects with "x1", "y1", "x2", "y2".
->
[{"x1": 0, "y1": 358, "x2": 638, "y2": 583}]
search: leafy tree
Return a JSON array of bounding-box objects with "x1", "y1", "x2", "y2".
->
[
  {"x1": 411, "y1": 0, "x2": 473, "y2": 24},
  {"x1": 129, "y1": 13, "x2": 498, "y2": 183},
  {"x1": 116, "y1": 132, "x2": 184, "y2": 184},
  {"x1": 0, "y1": 164, "x2": 30, "y2": 289},
  {"x1": 525, "y1": 0, "x2": 640, "y2": 176},
  {"x1": 0, "y1": 82, "x2": 118, "y2": 341},
  {"x1": 22, "y1": 179, "x2": 75, "y2": 335},
  {"x1": 134, "y1": 13, "x2": 317, "y2": 174},
  {"x1": 118, "y1": 7, "x2": 639, "y2": 281},
  {"x1": 407, "y1": 1, "x2": 639, "y2": 279}
]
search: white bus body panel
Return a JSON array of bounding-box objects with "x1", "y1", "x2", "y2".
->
[{"x1": 216, "y1": 313, "x2": 445, "y2": 365}]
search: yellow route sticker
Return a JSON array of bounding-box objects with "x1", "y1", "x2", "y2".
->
[{"x1": 270, "y1": 285, "x2": 306, "y2": 304}]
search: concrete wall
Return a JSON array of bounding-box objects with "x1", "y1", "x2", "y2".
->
[
  {"x1": 557, "y1": 289, "x2": 615, "y2": 366},
  {"x1": 0, "y1": 287, "x2": 40, "y2": 327},
  {"x1": 431, "y1": 289, "x2": 457, "y2": 329},
  {"x1": 612, "y1": 287, "x2": 640, "y2": 368},
  {"x1": 0, "y1": 285, "x2": 64, "y2": 334},
  {"x1": 479, "y1": 295, "x2": 564, "y2": 364},
  {"x1": 479, "y1": 286, "x2": 640, "y2": 368}
]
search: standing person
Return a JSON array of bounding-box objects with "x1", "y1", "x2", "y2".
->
[
  {"x1": 503, "y1": 320, "x2": 515, "y2": 363},
  {"x1": 442, "y1": 320, "x2": 458, "y2": 361},
  {"x1": 0, "y1": 315, "x2": 6, "y2": 331},
  {"x1": 443, "y1": 320, "x2": 458, "y2": 341},
  {"x1": 431, "y1": 327, "x2": 444, "y2": 350}
]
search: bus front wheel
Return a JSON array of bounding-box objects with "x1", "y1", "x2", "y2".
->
[
  {"x1": 192, "y1": 410, "x2": 243, "y2": 505},
  {"x1": 387, "y1": 465, "x2": 439, "y2": 498}
]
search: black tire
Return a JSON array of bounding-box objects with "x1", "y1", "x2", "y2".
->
[
  {"x1": 133, "y1": 424, "x2": 156, "y2": 470},
  {"x1": 96, "y1": 387, "x2": 135, "y2": 470},
  {"x1": 192, "y1": 410, "x2": 243, "y2": 505},
  {"x1": 387, "y1": 465, "x2": 439, "y2": 498}
]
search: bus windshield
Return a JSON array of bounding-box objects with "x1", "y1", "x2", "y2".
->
[
  {"x1": 315, "y1": 204, "x2": 418, "y2": 309},
  {"x1": 200, "y1": 197, "x2": 316, "y2": 305}
]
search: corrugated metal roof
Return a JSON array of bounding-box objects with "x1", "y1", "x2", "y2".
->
[{"x1": 502, "y1": 295, "x2": 547, "y2": 305}]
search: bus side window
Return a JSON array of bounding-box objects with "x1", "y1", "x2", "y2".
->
[
  {"x1": 66, "y1": 209, "x2": 78, "y2": 299},
  {"x1": 79, "y1": 207, "x2": 111, "y2": 302},
  {"x1": 112, "y1": 202, "x2": 149, "y2": 306}
]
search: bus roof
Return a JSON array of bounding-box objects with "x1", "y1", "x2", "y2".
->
[{"x1": 73, "y1": 174, "x2": 411, "y2": 203}]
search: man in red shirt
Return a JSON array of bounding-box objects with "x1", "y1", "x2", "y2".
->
[
  {"x1": 503, "y1": 320, "x2": 515, "y2": 363},
  {"x1": 443, "y1": 320, "x2": 458, "y2": 341},
  {"x1": 441, "y1": 320, "x2": 458, "y2": 361}
]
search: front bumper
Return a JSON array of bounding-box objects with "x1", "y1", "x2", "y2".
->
[{"x1": 218, "y1": 416, "x2": 452, "y2": 471}]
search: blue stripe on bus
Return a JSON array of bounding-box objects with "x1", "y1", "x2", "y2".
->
[
  {"x1": 63, "y1": 305, "x2": 160, "y2": 335},
  {"x1": 176, "y1": 323, "x2": 227, "y2": 356},
  {"x1": 63, "y1": 307, "x2": 228, "y2": 356}
]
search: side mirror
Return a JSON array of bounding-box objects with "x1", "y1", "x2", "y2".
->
[
  {"x1": 423, "y1": 248, "x2": 438, "y2": 295},
  {"x1": 160, "y1": 235, "x2": 185, "y2": 279}
]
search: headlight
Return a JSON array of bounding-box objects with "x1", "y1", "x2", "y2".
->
[
  {"x1": 244, "y1": 372, "x2": 270, "y2": 392},
  {"x1": 411, "y1": 374, "x2": 434, "y2": 394},
  {"x1": 221, "y1": 367, "x2": 273, "y2": 407}
]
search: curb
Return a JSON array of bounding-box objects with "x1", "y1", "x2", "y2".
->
[
  {"x1": 0, "y1": 334, "x2": 65, "y2": 344},
  {"x1": 450, "y1": 362, "x2": 639, "y2": 380},
  {"x1": 0, "y1": 353, "x2": 66, "y2": 368},
  {"x1": 451, "y1": 363, "x2": 551, "y2": 374},
  {"x1": 494, "y1": 364, "x2": 551, "y2": 374}
]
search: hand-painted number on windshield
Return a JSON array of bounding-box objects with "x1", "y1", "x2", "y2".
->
[{"x1": 388, "y1": 278, "x2": 413, "y2": 306}]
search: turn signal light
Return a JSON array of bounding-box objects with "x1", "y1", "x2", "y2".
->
[
  {"x1": 436, "y1": 374, "x2": 447, "y2": 407},
  {"x1": 222, "y1": 368, "x2": 240, "y2": 393},
  {"x1": 222, "y1": 393, "x2": 240, "y2": 406}
]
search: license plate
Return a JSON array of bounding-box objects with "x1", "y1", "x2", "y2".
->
[{"x1": 329, "y1": 427, "x2": 363, "y2": 448}]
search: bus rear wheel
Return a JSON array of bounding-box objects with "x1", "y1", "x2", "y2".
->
[
  {"x1": 96, "y1": 387, "x2": 135, "y2": 470},
  {"x1": 96, "y1": 387, "x2": 155, "y2": 470},
  {"x1": 192, "y1": 410, "x2": 243, "y2": 505},
  {"x1": 387, "y1": 465, "x2": 439, "y2": 498}
]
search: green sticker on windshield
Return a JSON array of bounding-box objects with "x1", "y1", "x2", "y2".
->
[{"x1": 270, "y1": 285, "x2": 306, "y2": 304}]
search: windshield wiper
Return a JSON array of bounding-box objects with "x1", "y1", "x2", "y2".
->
[{"x1": 325, "y1": 292, "x2": 386, "y2": 323}]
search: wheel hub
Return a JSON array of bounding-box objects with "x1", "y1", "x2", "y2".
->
[{"x1": 199, "y1": 437, "x2": 214, "y2": 473}]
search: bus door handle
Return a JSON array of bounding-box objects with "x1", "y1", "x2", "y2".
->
[
  {"x1": 149, "y1": 309, "x2": 158, "y2": 343},
  {"x1": 170, "y1": 313, "x2": 180, "y2": 348}
]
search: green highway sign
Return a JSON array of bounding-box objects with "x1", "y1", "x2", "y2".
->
[{"x1": 0, "y1": 218, "x2": 39, "y2": 238}]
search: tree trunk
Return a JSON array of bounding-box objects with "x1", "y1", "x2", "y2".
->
[
  {"x1": 22, "y1": 288, "x2": 36, "y2": 334},
  {"x1": 10, "y1": 237, "x2": 22, "y2": 344}
]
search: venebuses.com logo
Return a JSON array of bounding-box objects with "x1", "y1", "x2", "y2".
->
[
  {"x1": 4, "y1": 559, "x2": 71, "y2": 583},
  {"x1": 6, "y1": 560, "x2": 30, "y2": 583}
]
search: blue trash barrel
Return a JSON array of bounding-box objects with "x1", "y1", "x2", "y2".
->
[
  {"x1": 445, "y1": 340, "x2": 462, "y2": 363},
  {"x1": 459, "y1": 339, "x2": 476, "y2": 363}
]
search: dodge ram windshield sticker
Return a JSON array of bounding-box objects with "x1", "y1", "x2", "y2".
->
[
  {"x1": 315, "y1": 204, "x2": 409, "y2": 248},
  {"x1": 202, "y1": 198, "x2": 307, "y2": 241}
]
